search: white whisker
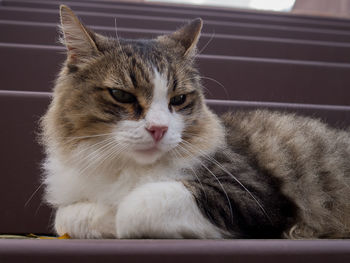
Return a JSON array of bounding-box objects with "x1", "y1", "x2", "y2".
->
[
  {"x1": 75, "y1": 139, "x2": 122, "y2": 175},
  {"x1": 65, "y1": 132, "x2": 116, "y2": 141},
  {"x1": 180, "y1": 139, "x2": 272, "y2": 223},
  {"x1": 98, "y1": 142, "x2": 128, "y2": 169},
  {"x1": 114, "y1": 18, "x2": 128, "y2": 62},
  {"x1": 197, "y1": 31, "x2": 215, "y2": 55},
  {"x1": 177, "y1": 77, "x2": 213, "y2": 96},
  {"x1": 200, "y1": 75, "x2": 229, "y2": 99},
  {"x1": 177, "y1": 144, "x2": 234, "y2": 224},
  {"x1": 172, "y1": 148, "x2": 208, "y2": 203},
  {"x1": 74, "y1": 137, "x2": 116, "y2": 162},
  {"x1": 24, "y1": 182, "x2": 44, "y2": 207}
]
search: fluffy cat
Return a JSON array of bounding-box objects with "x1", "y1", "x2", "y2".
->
[{"x1": 40, "y1": 5, "x2": 350, "y2": 239}]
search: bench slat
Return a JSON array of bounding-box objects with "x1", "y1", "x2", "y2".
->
[
  {"x1": 2, "y1": 7, "x2": 350, "y2": 42},
  {"x1": 4, "y1": 0, "x2": 350, "y2": 31},
  {"x1": 2, "y1": 21, "x2": 350, "y2": 63}
]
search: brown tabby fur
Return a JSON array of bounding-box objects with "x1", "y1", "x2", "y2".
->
[
  {"x1": 222, "y1": 111, "x2": 350, "y2": 238},
  {"x1": 41, "y1": 5, "x2": 350, "y2": 239}
]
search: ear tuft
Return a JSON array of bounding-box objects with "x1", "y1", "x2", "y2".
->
[
  {"x1": 59, "y1": 5, "x2": 99, "y2": 63},
  {"x1": 159, "y1": 18, "x2": 203, "y2": 57}
]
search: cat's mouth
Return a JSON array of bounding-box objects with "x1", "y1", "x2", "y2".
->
[{"x1": 135, "y1": 146, "x2": 160, "y2": 155}]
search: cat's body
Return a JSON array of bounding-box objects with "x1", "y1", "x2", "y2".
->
[{"x1": 41, "y1": 6, "x2": 350, "y2": 239}]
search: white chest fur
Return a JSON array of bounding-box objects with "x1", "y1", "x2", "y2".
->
[
  {"x1": 46, "y1": 155, "x2": 223, "y2": 239},
  {"x1": 44, "y1": 155, "x2": 189, "y2": 208}
]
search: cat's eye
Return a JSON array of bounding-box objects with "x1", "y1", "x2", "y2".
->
[
  {"x1": 170, "y1": 94, "x2": 186, "y2": 106},
  {"x1": 109, "y1": 89, "x2": 137, "y2": 103}
]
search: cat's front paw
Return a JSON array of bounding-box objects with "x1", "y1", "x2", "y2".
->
[
  {"x1": 55, "y1": 202, "x2": 116, "y2": 239},
  {"x1": 116, "y1": 181, "x2": 223, "y2": 239}
]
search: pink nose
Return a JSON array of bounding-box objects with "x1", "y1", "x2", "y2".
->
[{"x1": 146, "y1": 125, "x2": 168, "y2": 142}]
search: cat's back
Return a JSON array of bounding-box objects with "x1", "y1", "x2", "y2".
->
[
  {"x1": 221, "y1": 110, "x2": 350, "y2": 176},
  {"x1": 221, "y1": 110, "x2": 350, "y2": 238}
]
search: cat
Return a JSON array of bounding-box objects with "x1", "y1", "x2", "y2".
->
[{"x1": 40, "y1": 5, "x2": 350, "y2": 239}]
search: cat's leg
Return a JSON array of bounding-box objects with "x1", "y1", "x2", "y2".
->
[
  {"x1": 55, "y1": 202, "x2": 116, "y2": 239},
  {"x1": 116, "y1": 181, "x2": 224, "y2": 239}
]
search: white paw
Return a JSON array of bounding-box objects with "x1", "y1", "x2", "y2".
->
[
  {"x1": 116, "y1": 181, "x2": 223, "y2": 239},
  {"x1": 55, "y1": 202, "x2": 116, "y2": 239}
]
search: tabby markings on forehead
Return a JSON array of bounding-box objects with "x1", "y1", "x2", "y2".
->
[
  {"x1": 172, "y1": 76, "x2": 178, "y2": 92},
  {"x1": 103, "y1": 77, "x2": 125, "y2": 90},
  {"x1": 129, "y1": 72, "x2": 138, "y2": 88}
]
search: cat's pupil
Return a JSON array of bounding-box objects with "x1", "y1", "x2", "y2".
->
[
  {"x1": 109, "y1": 88, "x2": 137, "y2": 104},
  {"x1": 170, "y1": 94, "x2": 186, "y2": 106}
]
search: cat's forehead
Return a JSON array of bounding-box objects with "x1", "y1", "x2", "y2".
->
[
  {"x1": 102, "y1": 39, "x2": 191, "y2": 94},
  {"x1": 103, "y1": 66, "x2": 167, "y2": 102},
  {"x1": 119, "y1": 39, "x2": 169, "y2": 73}
]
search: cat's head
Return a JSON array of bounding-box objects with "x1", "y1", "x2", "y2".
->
[{"x1": 42, "y1": 5, "x2": 223, "y2": 168}]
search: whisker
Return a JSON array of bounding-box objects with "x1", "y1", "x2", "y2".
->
[
  {"x1": 65, "y1": 132, "x2": 116, "y2": 141},
  {"x1": 172, "y1": 148, "x2": 208, "y2": 203},
  {"x1": 114, "y1": 18, "x2": 128, "y2": 62},
  {"x1": 71, "y1": 125, "x2": 144, "y2": 162},
  {"x1": 98, "y1": 142, "x2": 128, "y2": 169},
  {"x1": 177, "y1": 77, "x2": 213, "y2": 97},
  {"x1": 66, "y1": 124, "x2": 145, "y2": 144},
  {"x1": 75, "y1": 139, "x2": 122, "y2": 175},
  {"x1": 77, "y1": 137, "x2": 130, "y2": 177},
  {"x1": 24, "y1": 182, "x2": 44, "y2": 207},
  {"x1": 197, "y1": 31, "x2": 215, "y2": 55},
  {"x1": 73, "y1": 137, "x2": 116, "y2": 162},
  {"x1": 200, "y1": 75, "x2": 229, "y2": 99},
  {"x1": 177, "y1": 144, "x2": 234, "y2": 224},
  {"x1": 200, "y1": 76, "x2": 225, "y2": 89},
  {"x1": 35, "y1": 200, "x2": 44, "y2": 216},
  {"x1": 100, "y1": 143, "x2": 129, "y2": 170},
  {"x1": 180, "y1": 139, "x2": 272, "y2": 223}
]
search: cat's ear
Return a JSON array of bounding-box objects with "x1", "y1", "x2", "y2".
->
[
  {"x1": 59, "y1": 5, "x2": 100, "y2": 63},
  {"x1": 158, "y1": 18, "x2": 203, "y2": 57}
]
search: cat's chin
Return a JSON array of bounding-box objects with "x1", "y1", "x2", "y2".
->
[{"x1": 130, "y1": 147, "x2": 166, "y2": 165}]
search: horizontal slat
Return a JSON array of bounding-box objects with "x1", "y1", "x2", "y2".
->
[
  {"x1": 1, "y1": 43, "x2": 350, "y2": 105},
  {"x1": 1, "y1": 239, "x2": 350, "y2": 262},
  {"x1": 2, "y1": 7, "x2": 350, "y2": 42},
  {"x1": 2, "y1": 21, "x2": 350, "y2": 62},
  {"x1": 4, "y1": 0, "x2": 350, "y2": 31},
  {"x1": 14, "y1": 0, "x2": 350, "y2": 26}
]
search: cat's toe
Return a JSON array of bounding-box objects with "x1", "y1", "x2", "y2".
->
[{"x1": 55, "y1": 202, "x2": 117, "y2": 239}]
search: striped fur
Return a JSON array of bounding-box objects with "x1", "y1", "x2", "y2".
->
[{"x1": 40, "y1": 6, "x2": 350, "y2": 239}]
